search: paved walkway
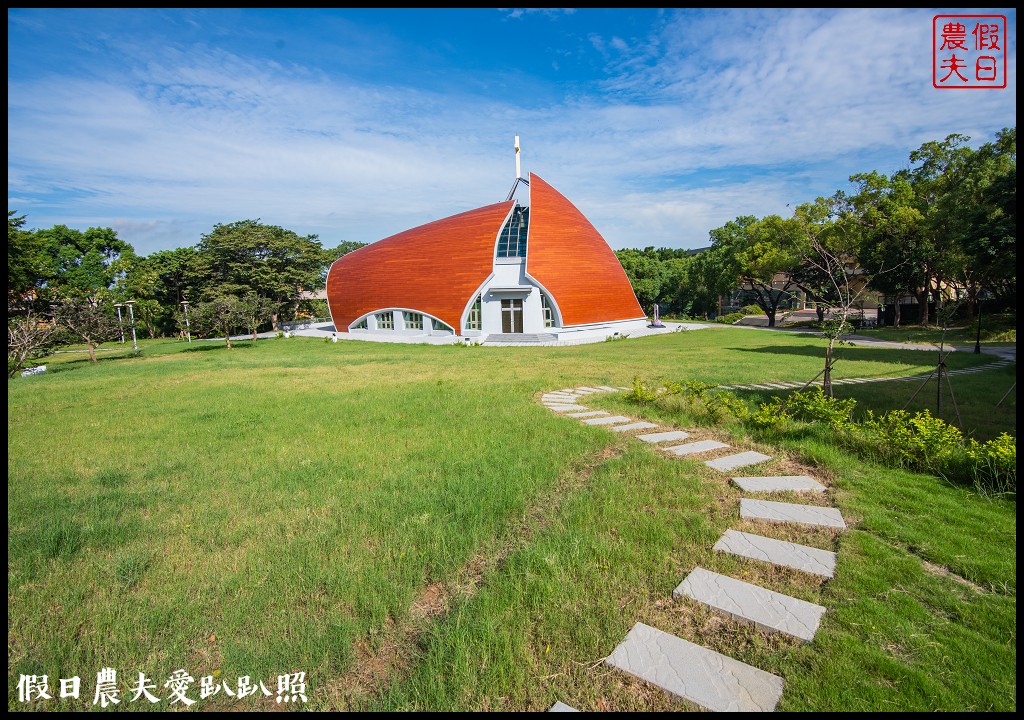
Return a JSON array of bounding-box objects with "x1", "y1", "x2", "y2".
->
[
  {"x1": 543, "y1": 385, "x2": 849, "y2": 712},
  {"x1": 718, "y1": 356, "x2": 1013, "y2": 392}
]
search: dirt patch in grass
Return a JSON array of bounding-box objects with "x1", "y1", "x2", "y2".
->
[
  {"x1": 921, "y1": 559, "x2": 986, "y2": 594},
  {"x1": 323, "y1": 444, "x2": 625, "y2": 710}
]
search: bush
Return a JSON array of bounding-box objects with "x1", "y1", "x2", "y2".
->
[
  {"x1": 624, "y1": 376, "x2": 658, "y2": 403},
  {"x1": 961, "y1": 433, "x2": 1016, "y2": 495},
  {"x1": 749, "y1": 396, "x2": 792, "y2": 431},
  {"x1": 738, "y1": 304, "x2": 764, "y2": 315},
  {"x1": 860, "y1": 409, "x2": 1014, "y2": 496},
  {"x1": 787, "y1": 387, "x2": 857, "y2": 431}
]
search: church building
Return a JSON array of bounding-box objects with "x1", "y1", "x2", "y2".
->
[{"x1": 326, "y1": 141, "x2": 647, "y2": 342}]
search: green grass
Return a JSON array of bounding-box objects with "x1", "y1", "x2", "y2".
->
[
  {"x1": 8, "y1": 327, "x2": 1016, "y2": 711},
  {"x1": 853, "y1": 312, "x2": 1017, "y2": 346}
]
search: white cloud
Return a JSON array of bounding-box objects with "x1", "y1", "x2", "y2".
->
[{"x1": 7, "y1": 8, "x2": 1016, "y2": 256}]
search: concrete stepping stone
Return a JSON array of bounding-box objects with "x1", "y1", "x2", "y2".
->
[
  {"x1": 674, "y1": 567, "x2": 826, "y2": 642},
  {"x1": 575, "y1": 387, "x2": 602, "y2": 393},
  {"x1": 714, "y1": 529, "x2": 836, "y2": 578},
  {"x1": 565, "y1": 410, "x2": 608, "y2": 418},
  {"x1": 582, "y1": 415, "x2": 634, "y2": 426},
  {"x1": 731, "y1": 476, "x2": 826, "y2": 493},
  {"x1": 611, "y1": 421, "x2": 660, "y2": 432},
  {"x1": 543, "y1": 394, "x2": 579, "y2": 401},
  {"x1": 545, "y1": 404, "x2": 588, "y2": 412},
  {"x1": 704, "y1": 451, "x2": 773, "y2": 472},
  {"x1": 597, "y1": 385, "x2": 618, "y2": 392},
  {"x1": 549, "y1": 701, "x2": 579, "y2": 712},
  {"x1": 741, "y1": 499, "x2": 846, "y2": 529},
  {"x1": 617, "y1": 386, "x2": 631, "y2": 390},
  {"x1": 605, "y1": 622, "x2": 784, "y2": 712},
  {"x1": 636, "y1": 430, "x2": 690, "y2": 444},
  {"x1": 663, "y1": 440, "x2": 729, "y2": 456}
]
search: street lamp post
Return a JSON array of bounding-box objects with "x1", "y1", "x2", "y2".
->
[
  {"x1": 181, "y1": 300, "x2": 192, "y2": 343},
  {"x1": 114, "y1": 303, "x2": 125, "y2": 344},
  {"x1": 125, "y1": 300, "x2": 138, "y2": 354}
]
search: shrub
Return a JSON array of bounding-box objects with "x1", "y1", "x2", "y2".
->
[
  {"x1": 624, "y1": 376, "x2": 658, "y2": 403},
  {"x1": 716, "y1": 312, "x2": 745, "y2": 324},
  {"x1": 749, "y1": 396, "x2": 792, "y2": 431},
  {"x1": 787, "y1": 387, "x2": 857, "y2": 431},
  {"x1": 738, "y1": 304, "x2": 764, "y2": 315},
  {"x1": 962, "y1": 433, "x2": 1016, "y2": 495},
  {"x1": 858, "y1": 409, "x2": 1014, "y2": 495}
]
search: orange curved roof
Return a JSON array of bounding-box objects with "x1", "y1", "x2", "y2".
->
[
  {"x1": 526, "y1": 173, "x2": 645, "y2": 325},
  {"x1": 327, "y1": 201, "x2": 513, "y2": 331}
]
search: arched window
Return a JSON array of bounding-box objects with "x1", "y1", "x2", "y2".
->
[
  {"x1": 541, "y1": 293, "x2": 555, "y2": 328},
  {"x1": 496, "y1": 206, "x2": 529, "y2": 258},
  {"x1": 466, "y1": 296, "x2": 482, "y2": 330}
]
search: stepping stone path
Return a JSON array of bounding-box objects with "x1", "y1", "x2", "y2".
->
[
  {"x1": 611, "y1": 421, "x2": 659, "y2": 432},
  {"x1": 714, "y1": 529, "x2": 836, "y2": 578},
  {"x1": 741, "y1": 499, "x2": 846, "y2": 529},
  {"x1": 674, "y1": 567, "x2": 826, "y2": 642},
  {"x1": 637, "y1": 430, "x2": 690, "y2": 443},
  {"x1": 731, "y1": 475, "x2": 826, "y2": 493},
  {"x1": 663, "y1": 439, "x2": 730, "y2": 456},
  {"x1": 545, "y1": 404, "x2": 588, "y2": 412},
  {"x1": 549, "y1": 701, "x2": 579, "y2": 712},
  {"x1": 537, "y1": 383, "x2": 850, "y2": 711},
  {"x1": 705, "y1": 451, "x2": 772, "y2": 472},
  {"x1": 606, "y1": 622, "x2": 784, "y2": 712},
  {"x1": 582, "y1": 415, "x2": 633, "y2": 426}
]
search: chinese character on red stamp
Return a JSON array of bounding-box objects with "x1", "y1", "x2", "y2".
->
[{"x1": 933, "y1": 14, "x2": 1007, "y2": 89}]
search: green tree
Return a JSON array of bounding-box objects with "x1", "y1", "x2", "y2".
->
[
  {"x1": 194, "y1": 220, "x2": 329, "y2": 329},
  {"x1": 684, "y1": 247, "x2": 741, "y2": 317},
  {"x1": 238, "y1": 293, "x2": 275, "y2": 341},
  {"x1": 8, "y1": 211, "x2": 46, "y2": 301},
  {"x1": 709, "y1": 215, "x2": 807, "y2": 327},
  {"x1": 326, "y1": 240, "x2": 368, "y2": 260},
  {"x1": 192, "y1": 295, "x2": 247, "y2": 349},
  {"x1": 25, "y1": 225, "x2": 136, "y2": 301},
  {"x1": 615, "y1": 249, "x2": 666, "y2": 311},
  {"x1": 904, "y1": 133, "x2": 976, "y2": 324},
  {"x1": 955, "y1": 127, "x2": 1016, "y2": 310}
]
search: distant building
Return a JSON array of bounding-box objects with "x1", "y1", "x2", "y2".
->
[{"x1": 326, "y1": 172, "x2": 647, "y2": 341}]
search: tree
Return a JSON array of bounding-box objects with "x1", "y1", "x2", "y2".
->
[
  {"x1": 8, "y1": 309, "x2": 60, "y2": 377},
  {"x1": 194, "y1": 220, "x2": 329, "y2": 329},
  {"x1": 52, "y1": 297, "x2": 121, "y2": 363},
  {"x1": 709, "y1": 215, "x2": 807, "y2": 327},
  {"x1": 32, "y1": 225, "x2": 136, "y2": 299},
  {"x1": 192, "y1": 295, "x2": 247, "y2": 349},
  {"x1": 615, "y1": 249, "x2": 665, "y2": 310},
  {"x1": 326, "y1": 240, "x2": 368, "y2": 260},
  {"x1": 8, "y1": 211, "x2": 46, "y2": 300},
  {"x1": 794, "y1": 199, "x2": 880, "y2": 397},
  {"x1": 904, "y1": 133, "x2": 976, "y2": 324},
  {"x1": 238, "y1": 293, "x2": 274, "y2": 341},
  {"x1": 955, "y1": 127, "x2": 1016, "y2": 311},
  {"x1": 844, "y1": 172, "x2": 927, "y2": 328}
]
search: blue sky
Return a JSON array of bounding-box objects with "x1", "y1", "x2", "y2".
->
[{"x1": 7, "y1": 8, "x2": 1017, "y2": 255}]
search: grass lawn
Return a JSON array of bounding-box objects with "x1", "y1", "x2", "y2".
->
[
  {"x1": 7, "y1": 327, "x2": 1016, "y2": 711},
  {"x1": 851, "y1": 311, "x2": 1017, "y2": 346}
]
